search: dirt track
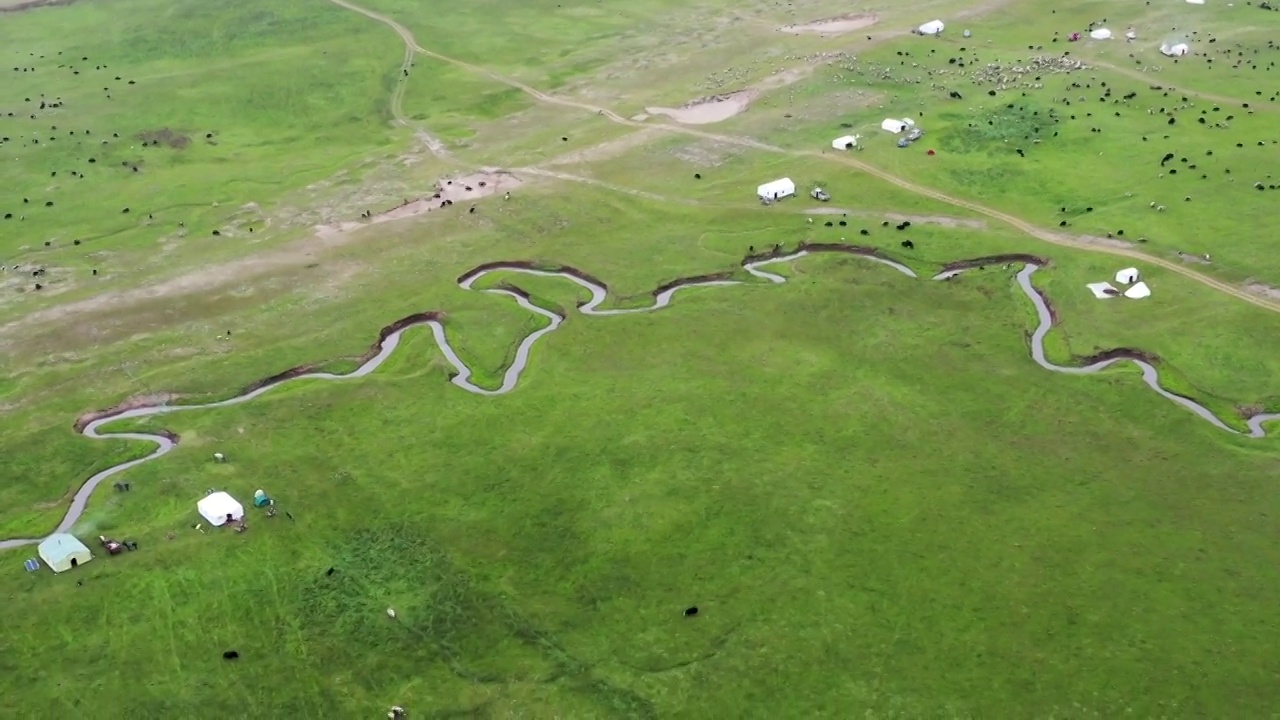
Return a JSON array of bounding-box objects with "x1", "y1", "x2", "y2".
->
[
  {"x1": 4, "y1": 245, "x2": 1276, "y2": 549},
  {"x1": 325, "y1": 0, "x2": 1280, "y2": 317}
]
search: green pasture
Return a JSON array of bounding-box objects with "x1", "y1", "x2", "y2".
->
[
  {"x1": 729, "y1": 6, "x2": 1280, "y2": 283},
  {"x1": 7, "y1": 250, "x2": 1280, "y2": 716},
  {"x1": 5, "y1": 0, "x2": 1280, "y2": 715}
]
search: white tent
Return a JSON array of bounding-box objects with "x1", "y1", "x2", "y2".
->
[
  {"x1": 1086, "y1": 282, "x2": 1119, "y2": 299},
  {"x1": 1124, "y1": 281, "x2": 1152, "y2": 299},
  {"x1": 831, "y1": 135, "x2": 859, "y2": 150},
  {"x1": 1090, "y1": 28, "x2": 1113, "y2": 40},
  {"x1": 1125, "y1": 30, "x2": 1137, "y2": 40},
  {"x1": 1115, "y1": 267, "x2": 1140, "y2": 284},
  {"x1": 757, "y1": 178, "x2": 795, "y2": 201},
  {"x1": 1161, "y1": 43, "x2": 1190, "y2": 57},
  {"x1": 198, "y1": 491, "x2": 245, "y2": 527},
  {"x1": 1085, "y1": 278, "x2": 1116, "y2": 294},
  {"x1": 918, "y1": 20, "x2": 945, "y2": 36},
  {"x1": 881, "y1": 118, "x2": 908, "y2": 133},
  {"x1": 38, "y1": 533, "x2": 92, "y2": 573},
  {"x1": 1186, "y1": 0, "x2": 1205, "y2": 4}
]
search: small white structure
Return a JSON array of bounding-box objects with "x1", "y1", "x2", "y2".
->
[
  {"x1": 198, "y1": 491, "x2": 245, "y2": 527},
  {"x1": 213, "y1": 452, "x2": 226, "y2": 463},
  {"x1": 1161, "y1": 42, "x2": 1190, "y2": 57},
  {"x1": 38, "y1": 533, "x2": 92, "y2": 573},
  {"x1": 1087, "y1": 282, "x2": 1119, "y2": 299},
  {"x1": 757, "y1": 178, "x2": 795, "y2": 201},
  {"x1": 1115, "y1": 267, "x2": 1140, "y2": 284},
  {"x1": 1186, "y1": 0, "x2": 1205, "y2": 4},
  {"x1": 1090, "y1": 28, "x2": 1113, "y2": 40},
  {"x1": 1124, "y1": 281, "x2": 1152, "y2": 299},
  {"x1": 880, "y1": 118, "x2": 910, "y2": 133},
  {"x1": 831, "y1": 134, "x2": 859, "y2": 150},
  {"x1": 918, "y1": 20, "x2": 945, "y2": 36},
  {"x1": 1125, "y1": 29, "x2": 1137, "y2": 40}
]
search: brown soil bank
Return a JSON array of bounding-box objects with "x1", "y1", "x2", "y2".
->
[{"x1": 943, "y1": 254, "x2": 1049, "y2": 271}]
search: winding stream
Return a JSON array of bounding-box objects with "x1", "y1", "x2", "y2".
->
[{"x1": 2, "y1": 250, "x2": 1275, "y2": 550}]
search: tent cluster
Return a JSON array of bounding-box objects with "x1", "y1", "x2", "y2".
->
[{"x1": 1086, "y1": 267, "x2": 1152, "y2": 299}]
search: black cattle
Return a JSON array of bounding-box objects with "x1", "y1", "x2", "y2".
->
[
  {"x1": 838, "y1": 220, "x2": 847, "y2": 226},
  {"x1": 122, "y1": 208, "x2": 129, "y2": 213},
  {"x1": 45, "y1": 201, "x2": 53, "y2": 207},
  {"x1": 859, "y1": 229, "x2": 870, "y2": 236},
  {"x1": 901, "y1": 240, "x2": 915, "y2": 249},
  {"x1": 222, "y1": 651, "x2": 239, "y2": 660},
  {"x1": 824, "y1": 221, "x2": 833, "y2": 227},
  {"x1": 326, "y1": 567, "x2": 336, "y2": 576},
  {"x1": 469, "y1": 207, "x2": 476, "y2": 214},
  {"x1": 684, "y1": 606, "x2": 699, "y2": 617},
  {"x1": 1059, "y1": 220, "x2": 1068, "y2": 226},
  {"x1": 694, "y1": 173, "x2": 701, "y2": 179},
  {"x1": 212, "y1": 230, "x2": 221, "y2": 236}
]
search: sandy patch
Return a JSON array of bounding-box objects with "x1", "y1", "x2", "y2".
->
[
  {"x1": 646, "y1": 90, "x2": 756, "y2": 125},
  {"x1": 314, "y1": 170, "x2": 522, "y2": 238},
  {"x1": 779, "y1": 13, "x2": 878, "y2": 36}
]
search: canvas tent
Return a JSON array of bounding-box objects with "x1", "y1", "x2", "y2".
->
[
  {"x1": 1090, "y1": 28, "x2": 1113, "y2": 40},
  {"x1": 1124, "y1": 281, "x2": 1152, "y2": 299},
  {"x1": 918, "y1": 20, "x2": 945, "y2": 36},
  {"x1": 1086, "y1": 282, "x2": 1118, "y2": 299},
  {"x1": 38, "y1": 533, "x2": 92, "y2": 573},
  {"x1": 1186, "y1": 0, "x2": 1205, "y2": 4},
  {"x1": 880, "y1": 118, "x2": 911, "y2": 133},
  {"x1": 198, "y1": 491, "x2": 245, "y2": 527},
  {"x1": 1161, "y1": 42, "x2": 1190, "y2": 56},
  {"x1": 757, "y1": 178, "x2": 795, "y2": 201},
  {"x1": 831, "y1": 134, "x2": 859, "y2": 150},
  {"x1": 1115, "y1": 267, "x2": 1140, "y2": 284}
]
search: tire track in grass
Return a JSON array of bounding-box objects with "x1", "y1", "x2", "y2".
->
[
  {"x1": 327, "y1": 0, "x2": 1280, "y2": 315},
  {"x1": 3, "y1": 247, "x2": 1277, "y2": 549}
]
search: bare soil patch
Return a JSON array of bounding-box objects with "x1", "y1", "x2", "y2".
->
[
  {"x1": 646, "y1": 90, "x2": 756, "y2": 125},
  {"x1": 1244, "y1": 281, "x2": 1280, "y2": 301},
  {"x1": 779, "y1": 13, "x2": 878, "y2": 36},
  {"x1": 314, "y1": 170, "x2": 522, "y2": 238},
  {"x1": 137, "y1": 128, "x2": 191, "y2": 149},
  {"x1": 0, "y1": 171, "x2": 521, "y2": 341}
]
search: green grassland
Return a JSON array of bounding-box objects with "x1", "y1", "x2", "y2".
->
[{"x1": 5, "y1": 0, "x2": 1280, "y2": 715}]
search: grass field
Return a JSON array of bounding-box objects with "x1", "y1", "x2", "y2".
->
[{"x1": 5, "y1": 0, "x2": 1280, "y2": 716}]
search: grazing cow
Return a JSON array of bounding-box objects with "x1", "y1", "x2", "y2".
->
[
  {"x1": 694, "y1": 173, "x2": 701, "y2": 179},
  {"x1": 1059, "y1": 220, "x2": 1068, "y2": 226},
  {"x1": 212, "y1": 230, "x2": 221, "y2": 236},
  {"x1": 33, "y1": 283, "x2": 42, "y2": 290},
  {"x1": 859, "y1": 229, "x2": 870, "y2": 236},
  {"x1": 838, "y1": 220, "x2": 847, "y2": 226},
  {"x1": 684, "y1": 606, "x2": 699, "y2": 617},
  {"x1": 222, "y1": 651, "x2": 239, "y2": 660},
  {"x1": 469, "y1": 207, "x2": 476, "y2": 214},
  {"x1": 45, "y1": 201, "x2": 53, "y2": 207},
  {"x1": 901, "y1": 240, "x2": 915, "y2": 249},
  {"x1": 326, "y1": 567, "x2": 336, "y2": 576},
  {"x1": 122, "y1": 208, "x2": 129, "y2": 213}
]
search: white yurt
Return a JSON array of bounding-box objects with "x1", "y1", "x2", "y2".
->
[
  {"x1": 918, "y1": 20, "x2": 945, "y2": 36},
  {"x1": 1090, "y1": 28, "x2": 1113, "y2": 40}
]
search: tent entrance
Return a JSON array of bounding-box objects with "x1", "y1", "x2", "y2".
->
[{"x1": 70, "y1": 558, "x2": 78, "y2": 568}]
